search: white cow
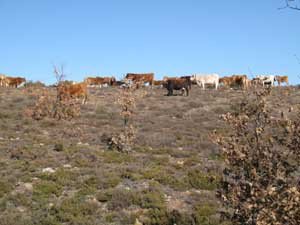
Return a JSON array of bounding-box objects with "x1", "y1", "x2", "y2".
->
[
  {"x1": 191, "y1": 74, "x2": 219, "y2": 90},
  {"x1": 256, "y1": 75, "x2": 276, "y2": 87}
]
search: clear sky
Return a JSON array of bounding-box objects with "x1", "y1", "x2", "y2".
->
[{"x1": 0, "y1": 0, "x2": 299, "y2": 84}]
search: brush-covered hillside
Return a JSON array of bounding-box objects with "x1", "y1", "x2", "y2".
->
[{"x1": 0, "y1": 85, "x2": 299, "y2": 225}]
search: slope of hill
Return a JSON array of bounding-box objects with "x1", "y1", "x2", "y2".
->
[{"x1": 0, "y1": 86, "x2": 298, "y2": 225}]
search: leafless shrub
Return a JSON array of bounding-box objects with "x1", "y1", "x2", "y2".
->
[
  {"x1": 212, "y1": 88, "x2": 300, "y2": 225},
  {"x1": 104, "y1": 124, "x2": 136, "y2": 153},
  {"x1": 103, "y1": 84, "x2": 146, "y2": 152}
]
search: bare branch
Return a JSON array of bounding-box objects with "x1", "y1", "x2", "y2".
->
[
  {"x1": 279, "y1": 0, "x2": 300, "y2": 10},
  {"x1": 294, "y1": 54, "x2": 300, "y2": 64},
  {"x1": 53, "y1": 64, "x2": 66, "y2": 84}
]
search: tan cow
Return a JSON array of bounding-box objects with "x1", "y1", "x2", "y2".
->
[
  {"x1": 57, "y1": 82, "x2": 88, "y2": 104},
  {"x1": 0, "y1": 74, "x2": 6, "y2": 87},
  {"x1": 275, "y1": 75, "x2": 289, "y2": 86},
  {"x1": 84, "y1": 76, "x2": 116, "y2": 87},
  {"x1": 4, "y1": 77, "x2": 26, "y2": 88}
]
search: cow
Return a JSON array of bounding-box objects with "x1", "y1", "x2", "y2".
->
[
  {"x1": 100, "y1": 76, "x2": 116, "y2": 86},
  {"x1": 164, "y1": 78, "x2": 190, "y2": 96},
  {"x1": 125, "y1": 73, "x2": 154, "y2": 87},
  {"x1": 84, "y1": 77, "x2": 101, "y2": 87},
  {"x1": 153, "y1": 80, "x2": 164, "y2": 87},
  {"x1": 57, "y1": 82, "x2": 88, "y2": 104},
  {"x1": 275, "y1": 75, "x2": 289, "y2": 86},
  {"x1": 219, "y1": 77, "x2": 231, "y2": 88},
  {"x1": 219, "y1": 75, "x2": 248, "y2": 90},
  {"x1": 163, "y1": 76, "x2": 192, "y2": 90},
  {"x1": 84, "y1": 76, "x2": 116, "y2": 87},
  {"x1": 180, "y1": 76, "x2": 192, "y2": 89},
  {"x1": 191, "y1": 74, "x2": 219, "y2": 90},
  {"x1": 0, "y1": 74, "x2": 6, "y2": 87},
  {"x1": 251, "y1": 78, "x2": 263, "y2": 87},
  {"x1": 4, "y1": 77, "x2": 26, "y2": 88},
  {"x1": 256, "y1": 75, "x2": 276, "y2": 87}
]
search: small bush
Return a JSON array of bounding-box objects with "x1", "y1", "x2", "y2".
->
[
  {"x1": 33, "y1": 181, "x2": 63, "y2": 203},
  {"x1": 0, "y1": 181, "x2": 12, "y2": 198},
  {"x1": 107, "y1": 188, "x2": 140, "y2": 210},
  {"x1": 186, "y1": 169, "x2": 220, "y2": 190},
  {"x1": 83, "y1": 173, "x2": 121, "y2": 190},
  {"x1": 192, "y1": 204, "x2": 218, "y2": 225},
  {"x1": 56, "y1": 197, "x2": 97, "y2": 224}
]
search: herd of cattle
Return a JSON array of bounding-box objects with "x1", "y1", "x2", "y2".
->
[{"x1": 0, "y1": 73, "x2": 289, "y2": 102}]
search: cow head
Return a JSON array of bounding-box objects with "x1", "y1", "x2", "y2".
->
[{"x1": 190, "y1": 74, "x2": 196, "y2": 82}]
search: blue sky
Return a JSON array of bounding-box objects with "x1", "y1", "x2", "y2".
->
[{"x1": 0, "y1": 0, "x2": 299, "y2": 84}]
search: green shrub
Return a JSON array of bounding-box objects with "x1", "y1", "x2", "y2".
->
[
  {"x1": 192, "y1": 204, "x2": 218, "y2": 225},
  {"x1": 56, "y1": 197, "x2": 97, "y2": 224},
  {"x1": 0, "y1": 181, "x2": 12, "y2": 198},
  {"x1": 33, "y1": 181, "x2": 63, "y2": 203},
  {"x1": 83, "y1": 172, "x2": 121, "y2": 190},
  {"x1": 101, "y1": 151, "x2": 133, "y2": 164},
  {"x1": 38, "y1": 168, "x2": 76, "y2": 186},
  {"x1": 186, "y1": 169, "x2": 219, "y2": 190},
  {"x1": 107, "y1": 188, "x2": 140, "y2": 210},
  {"x1": 142, "y1": 166, "x2": 186, "y2": 190}
]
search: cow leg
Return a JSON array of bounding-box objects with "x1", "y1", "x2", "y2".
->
[
  {"x1": 167, "y1": 88, "x2": 171, "y2": 96},
  {"x1": 82, "y1": 94, "x2": 87, "y2": 104}
]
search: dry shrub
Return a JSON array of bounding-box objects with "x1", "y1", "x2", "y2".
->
[
  {"x1": 103, "y1": 84, "x2": 146, "y2": 152},
  {"x1": 213, "y1": 88, "x2": 300, "y2": 225},
  {"x1": 52, "y1": 93, "x2": 81, "y2": 120},
  {"x1": 25, "y1": 86, "x2": 81, "y2": 120},
  {"x1": 117, "y1": 86, "x2": 137, "y2": 126},
  {"x1": 24, "y1": 88, "x2": 54, "y2": 120},
  {"x1": 104, "y1": 125, "x2": 136, "y2": 153},
  {"x1": 25, "y1": 65, "x2": 82, "y2": 120}
]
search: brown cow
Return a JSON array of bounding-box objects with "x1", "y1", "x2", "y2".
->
[
  {"x1": 219, "y1": 75, "x2": 248, "y2": 89},
  {"x1": 102, "y1": 76, "x2": 116, "y2": 86},
  {"x1": 219, "y1": 77, "x2": 232, "y2": 88},
  {"x1": 57, "y1": 82, "x2": 88, "y2": 104},
  {"x1": 275, "y1": 75, "x2": 289, "y2": 86},
  {"x1": 125, "y1": 73, "x2": 154, "y2": 87},
  {"x1": 164, "y1": 78, "x2": 190, "y2": 96},
  {"x1": 84, "y1": 77, "x2": 102, "y2": 86},
  {"x1": 153, "y1": 80, "x2": 164, "y2": 87},
  {"x1": 4, "y1": 77, "x2": 26, "y2": 88}
]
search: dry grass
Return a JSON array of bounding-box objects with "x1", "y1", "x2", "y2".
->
[{"x1": 0, "y1": 85, "x2": 299, "y2": 224}]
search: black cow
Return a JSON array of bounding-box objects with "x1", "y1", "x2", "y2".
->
[
  {"x1": 180, "y1": 76, "x2": 192, "y2": 89},
  {"x1": 165, "y1": 78, "x2": 190, "y2": 96}
]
